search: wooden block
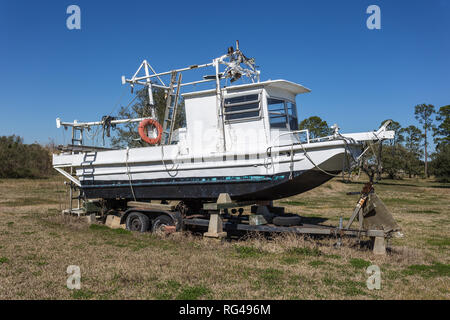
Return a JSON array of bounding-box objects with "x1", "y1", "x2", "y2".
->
[
  {"x1": 105, "y1": 215, "x2": 122, "y2": 229},
  {"x1": 127, "y1": 201, "x2": 175, "y2": 211}
]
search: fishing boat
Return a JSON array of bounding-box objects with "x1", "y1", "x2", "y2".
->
[{"x1": 53, "y1": 42, "x2": 394, "y2": 204}]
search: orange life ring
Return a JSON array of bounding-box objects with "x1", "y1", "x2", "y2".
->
[{"x1": 138, "y1": 118, "x2": 163, "y2": 145}]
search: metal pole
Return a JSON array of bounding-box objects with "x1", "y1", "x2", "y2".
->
[
  {"x1": 128, "y1": 62, "x2": 214, "y2": 82},
  {"x1": 57, "y1": 117, "x2": 152, "y2": 129},
  {"x1": 169, "y1": 73, "x2": 183, "y2": 144},
  {"x1": 214, "y1": 59, "x2": 226, "y2": 152},
  {"x1": 143, "y1": 60, "x2": 155, "y2": 117}
]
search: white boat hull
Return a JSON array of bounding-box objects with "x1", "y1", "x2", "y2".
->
[{"x1": 53, "y1": 140, "x2": 360, "y2": 201}]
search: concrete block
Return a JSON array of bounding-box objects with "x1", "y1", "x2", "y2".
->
[
  {"x1": 85, "y1": 213, "x2": 97, "y2": 224},
  {"x1": 204, "y1": 213, "x2": 227, "y2": 238},
  {"x1": 373, "y1": 236, "x2": 386, "y2": 255},
  {"x1": 249, "y1": 215, "x2": 268, "y2": 226},
  {"x1": 256, "y1": 206, "x2": 275, "y2": 223},
  {"x1": 217, "y1": 193, "x2": 232, "y2": 204}
]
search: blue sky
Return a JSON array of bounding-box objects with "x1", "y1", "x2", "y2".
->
[{"x1": 0, "y1": 0, "x2": 449, "y2": 148}]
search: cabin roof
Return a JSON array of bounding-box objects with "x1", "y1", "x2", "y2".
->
[{"x1": 182, "y1": 79, "x2": 311, "y2": 99}]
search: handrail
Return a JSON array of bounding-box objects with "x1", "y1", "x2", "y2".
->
[{"x1": 274, "y1": 129, "x2": 310, "y2": 146}]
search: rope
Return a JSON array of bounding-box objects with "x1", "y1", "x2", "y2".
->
[
  {"x1": 125, "y1": 147, "x2": 137, "y2": 201},
  {"x1": 296, "y1": 140, "x2": 343, "y2": 177},
  {"x1": 267, "y1": 135, "x2": 352, "y2": 179},
  {"x1": 161, "y1": 144, "x2": 179, "y2": 177},
  {"x1": 108, "y1": 86, "x2": 128, "y2": 118},
  {"x1": 101, "y1": 115, "x2": 117, "y2": 145},
  {"x1": 289, "y1": 144, "x2": 294, "y2": 180},
  {"x1": 264, "y1": 146, "x2": 273, "y2": 169},
  {"x1": 337, "y1": 134, "x2": 357, "y2": 182}
]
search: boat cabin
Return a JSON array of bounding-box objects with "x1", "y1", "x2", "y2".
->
[{"x1": 179, "y1": 80, "x2": 311, "y2": 155}]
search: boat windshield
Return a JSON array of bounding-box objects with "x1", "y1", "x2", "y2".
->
[{"x1": 267, "y1": 98, "x2": 298, "y2": 130}]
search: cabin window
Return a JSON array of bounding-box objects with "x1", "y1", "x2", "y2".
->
[
  {"x1": 224, "y1": 94, "x2": 261, "y2": 122},
  {"x1": 268, "y1": 98, "x2": 298, "y2": 130},
  {"x1": 287, "y1": 101, "x2": 298, "y2": 130}
]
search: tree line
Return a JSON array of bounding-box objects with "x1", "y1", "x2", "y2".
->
[
  {"x1": 0, "y1": 135, "x2": 53, "y2": 179},
  {"x1": 299, "y1": 104, "x2": 450, "y2": 182}
]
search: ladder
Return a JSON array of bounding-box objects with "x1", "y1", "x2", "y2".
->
[
  {"x1": 66, "y1": 125, "x2": 86, "y2": 214},
  {"x1": 80, "y1": 152, "x2": 97, "y2": 184},
  {"x1": 71, "y1": 125, "x2": 84, "y2": 146},
  {"x1": 161, "y1": 71, "x2": 182, "y2": 145}
]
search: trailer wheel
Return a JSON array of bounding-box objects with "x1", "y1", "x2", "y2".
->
[
  {"x1": 273, "y1": 215, "x2": 302, "y2": 227},
  {"x1": 126, "y1": 212, "x2": 150, "y2": 232},
  {"x1": 151, "y1": 215, "x2": 174, "y2": 234}
]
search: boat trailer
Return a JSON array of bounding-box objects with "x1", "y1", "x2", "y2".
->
[
  {"x1": 185, "y1": 181, "x2": 399, "y2": 255},
  {"x1": 62, "y1": 179, "x2": 401, "y2": 255}
]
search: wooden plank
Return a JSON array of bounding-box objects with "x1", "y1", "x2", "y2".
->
[{"x1": 127, "y1": 201, "x2": 175, "y2": 211}]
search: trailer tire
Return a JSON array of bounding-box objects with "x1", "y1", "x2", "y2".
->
[
  {"x1": 126, "y1": 212, "x2": 150, "y2": 232},
  {"x1": 151, "y1": 215, "x2": 174, "y2": 234},
  {"x1": 273, "y1": 215, "x2": 302, "y2": 227}
]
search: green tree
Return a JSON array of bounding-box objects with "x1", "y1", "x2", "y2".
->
[
  {"x1": 430, "y1": 105, "x2": 450, "y2": 182},
  {"x1": 400, "y1": 125, "x2": 424, "y2": 178},
  {"x1": 378, "y1": 120, "x2": 405, "y2": 179},
  {"x1": 298, "y1": 116, "x2": 331, "y2": 140},
  {"x1": 111, "y1": 87, "x2": 185, "y2": 148},
  {"x1": 433, "y1": 105, "x2": 450, "y2": 148},
  {"x1": 430, "y1": 143, "x2": 450, "y2": 182},
  {"x1": 380, "y1": 144, "x2": 408, "y2": 179},
  {"x1": 414, "y1": 104, "x2": 436, "y2": 177}
]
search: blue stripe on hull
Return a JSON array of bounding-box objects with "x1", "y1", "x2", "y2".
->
[{"x1": 80, "y1": 169, "x2": 339, "y2": 201}]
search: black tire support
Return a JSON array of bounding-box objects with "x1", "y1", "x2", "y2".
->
[{"x1": 272, "y1": 214, "x2": 302, "y2": 227}]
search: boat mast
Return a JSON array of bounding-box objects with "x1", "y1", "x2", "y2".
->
[{"x1": 143, "y1": 61, "x2": 155, "y2": 118}]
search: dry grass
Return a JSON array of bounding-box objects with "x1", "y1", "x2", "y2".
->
[{"x1": 0, "y1": 176, "x2": 448, "y2": 300}]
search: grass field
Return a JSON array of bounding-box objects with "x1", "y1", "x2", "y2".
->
[{"x1": 0, "y1": 176, "x2": 449, "y2": 299}]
